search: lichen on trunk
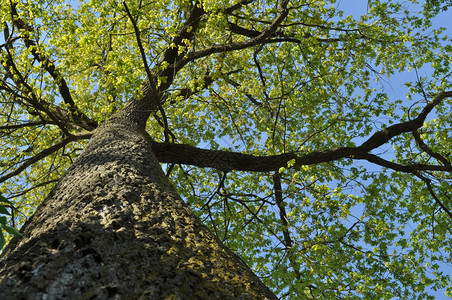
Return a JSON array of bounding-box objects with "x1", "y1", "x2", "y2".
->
[{"x1": 0, "y1": 110, "x2": 276, "y2": 299}]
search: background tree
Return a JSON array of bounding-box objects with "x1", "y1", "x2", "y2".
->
[{"x1": 1, "y1": 0, "x2": 452, "y2": 298}]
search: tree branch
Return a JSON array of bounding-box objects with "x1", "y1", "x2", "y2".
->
[
  {"x1": 412, "y1": 129, "x2": 450, "y2": 166},
  {"x1": 0, "y1": 120, "x2": 50, "y2": 131},
  {"x1": 166, "y1": 1, "x2": 289, "y2": 89},
  {"x1": 272, "y1": 172, "x2": 295, "y2": 251},
  {"x1": 358, "y1": 91, "x2": 452, "y2": 151},
  {"x1": 156, "y1": 2, "x2": 207, "y2": 92},
  {"x1": 224, "y1": 0, "x2": 256, "y2": 15},
  {"x1": 0, "y1": 132, "x2": 91, "y2": 184},
  {"x1": 152, "y1": 91, "x2": 452, "y2": 174}
]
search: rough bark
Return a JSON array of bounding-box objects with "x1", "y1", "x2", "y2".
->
[{"x1": 0, "y1": 111, "x2": 276, "y2": 299}]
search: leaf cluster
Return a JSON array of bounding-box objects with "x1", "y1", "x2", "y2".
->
[{"x1": 0, "y1": 193, "x2": 21, "y2": 250}]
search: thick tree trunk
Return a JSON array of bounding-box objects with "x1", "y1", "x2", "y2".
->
[{"x1": 0, "y1": 113, "x2": 276, "y2": 299}]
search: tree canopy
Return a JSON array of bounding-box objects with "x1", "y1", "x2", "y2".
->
[{"x1": 1, "y1": 0, "x2": 452, "y2": 298}]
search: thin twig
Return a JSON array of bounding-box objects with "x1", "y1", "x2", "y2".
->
[{"x1": 123, "y1": 1, "x2": 159, "y2": 98}]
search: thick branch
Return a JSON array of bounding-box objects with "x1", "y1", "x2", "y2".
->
[
  {"x1": 272, "y1": 172, "x2": 292, "y2": 248},
  {"x1": 129, "y1": 0, "x2": 287, "y2": 119},
  {"x1": 173, "y1": 4, "x2": 289, "y2": 73},
  {"x1": 156, "y1": 3, "x2": 207, "y2": 92},
  {"x1": 120, "y1": 2, "x2": 207, "y2": 124},
  {"x1": 152, "y1": 91, "x2": 452, "y2": 174},
  {"x1": 151, "y1": 141, "x2": 295, "y2": 172},
  {"x1": 358, "y1": 91, "x2": 452, "y2": 151},
  {"x1": 152, "y1": 140, "x2": 452, "y2": 173},
  {"x1": 412, "y1": 129, "x2": 450, "y2": 166}
]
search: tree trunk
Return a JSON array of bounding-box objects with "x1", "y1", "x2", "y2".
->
[{"x1": 0, "y1": 112, "x2": 276, "y2": 299}]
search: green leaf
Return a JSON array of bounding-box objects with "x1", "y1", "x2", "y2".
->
[
  {"x1": 1, "y1": 225, "x2": 22, "y2": 237},
  {"x1": 0, "y1": 205, "x2": 10, "y2": 216},
  {"x1": 0, "y1": 193, "x2": 12, "y2": 205}
]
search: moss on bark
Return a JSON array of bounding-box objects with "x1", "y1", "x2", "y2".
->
[{"x1": 0, "y1": 117, "x2": 276, "y2": 299}]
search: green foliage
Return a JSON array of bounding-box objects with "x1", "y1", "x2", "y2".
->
[
  {"x1": 1, "y1": 0, "x2": 452, "y2": 298},
  {"x1": 0, "y1": 193, "x2": 21, "y2": 250}
]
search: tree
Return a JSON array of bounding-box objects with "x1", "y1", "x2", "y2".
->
[{"x1": 1, "y1": 0, "x2": 452, "y2": 298}]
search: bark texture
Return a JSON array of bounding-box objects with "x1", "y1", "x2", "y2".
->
[{"x1": 0, "y1": 114, "x2": 276, "y2": 299}]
